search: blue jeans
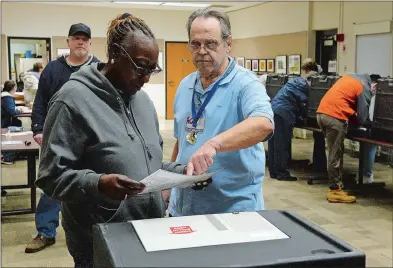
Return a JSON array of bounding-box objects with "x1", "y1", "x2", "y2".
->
[
  {"x1": 35, "y1": 193, "x2": 61, "y2": 238},
  {"x1": 363, "y1": 144, "x2": 377, "y2": 177}
]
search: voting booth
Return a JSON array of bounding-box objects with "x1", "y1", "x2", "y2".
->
[{"x1": 93, "y1": 210, "x2": 365, "y2": 268}]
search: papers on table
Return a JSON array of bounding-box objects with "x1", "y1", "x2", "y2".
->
[
  {"x1": 139, "y1": 169, "x2": 216, "y2": 194},
  {"x1": 2, "y1": 131, "x2": 33, "y2": 137},
  {"x1": 130, "y1": 211, "x2": 289, "y2": 252},
  {"x1": 1, "y1": 141, "x2": 24, "y2": 145}
]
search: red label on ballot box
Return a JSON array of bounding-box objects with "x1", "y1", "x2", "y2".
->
[{"x1": 169, "y1": 226, "x2": 195, "y2": 234}]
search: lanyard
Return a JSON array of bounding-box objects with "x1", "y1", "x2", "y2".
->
[{"x1": 191, "y1": 59, "x2": 235, "y2": 128}]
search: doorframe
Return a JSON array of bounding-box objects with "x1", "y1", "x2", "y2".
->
[
  {"x1": 165, "y1": 41, "x2": 188, "y2": 119},
  {"x1": 7, "y1": 36, "x2": 52, "y2": 80}
]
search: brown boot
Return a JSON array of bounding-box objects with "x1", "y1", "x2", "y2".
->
[
  {"x1": 25, "y1": 234, "x2": 56, "y2": 253},
  {"x1": 327, "y1": 188, "x2": 356, "y2": 203}
]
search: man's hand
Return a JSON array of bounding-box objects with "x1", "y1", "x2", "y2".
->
[
  {"x1": 98, "y1": 174, "x2": 145, "y2": 200},
  {"x1": 186, "y1": 140, "x2": 221, "y2": 175},
  {"x1": 33, "y1": 134, "x2": 43, "y2": 145},
  {"x1": 161, "y1": 189, "x2": 171, "y2": 209}
]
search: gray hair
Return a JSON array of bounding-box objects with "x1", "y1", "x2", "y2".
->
[{"x1": 186, "y1": 7, "x2": 231, "y2": 41}]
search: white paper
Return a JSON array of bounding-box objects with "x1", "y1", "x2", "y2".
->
[
  {"x1": 131, "y1": 211, "x2": 289, "y2": 252},
  {"x1": 328, "y1": 60, "x2": 337, "y2": 73},
  {"x1": 2, "y1": 131, "x2": 33, "y2": 137},
  {"x1": 139, "y1": 169, "x2": 215, "y2": 194},
  {"x1": 1, "y1": 141, "x2": 24, "y2": 145}
]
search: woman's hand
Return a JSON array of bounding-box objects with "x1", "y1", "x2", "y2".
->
[{"x1": 98, "y1": 174, "x2": 145, "y2": 200}]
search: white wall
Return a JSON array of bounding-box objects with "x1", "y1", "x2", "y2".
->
[
  {"x1": 1, "y1": 2, "x2": 190, "y2": 41},
  {"x1": 228, "y1": 1, "x2": 309, "y2": 38},
  {"x1": 142, "y1": 84, "x2": 166, "y2": 119},
  {"x1": 340, "y1": 1, "x2": 393, "y2": 75},
  {"x1": 312, "y1": 2, "x2": 340, "y2": 30},
  {"x1": 312, "y1": 1, "x2": 393, "y2": 75}
]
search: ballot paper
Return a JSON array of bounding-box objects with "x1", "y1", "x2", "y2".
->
[
  {"x1": 131, "y1": 211, "x2": 289, "y2": 252},
  {"x1": 139, "y1": 169, "x2": 216, "y2": 194}
]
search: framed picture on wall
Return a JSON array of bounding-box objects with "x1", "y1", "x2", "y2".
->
[
  {"x1": 251, "y1": 59, "x2": 259, "y2": 72},
  {"x1": 267, "y1": 59, "x2": 275, "y2": 73},
  {"x1": 245, "y1": 59, "x2": 252, "y2": 70},
  {"x1": 259, "y1": 59, "x2": 267, "y2": 72},
  {"x1": 275, "y1": 55, "x2": 287, "y2": 74},
  {"x1": 288, "y1": 54, "x2": 301, "y2": 75},
  {"x1": 236, "y1": 57, "x2": 245, "y2": 67}
]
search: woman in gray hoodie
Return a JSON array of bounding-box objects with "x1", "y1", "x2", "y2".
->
[{"x1": 36, "y1": 13, "x2": 204, "y2": 267}]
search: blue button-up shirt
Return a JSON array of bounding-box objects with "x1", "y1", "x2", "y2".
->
[{"x1": 168, "y1": 57, "x2": 274, "y2": 216}]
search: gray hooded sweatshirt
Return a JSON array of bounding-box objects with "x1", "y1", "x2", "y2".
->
[{"x1": 35, "y1": 62, "x2": 185, "y2": 254}]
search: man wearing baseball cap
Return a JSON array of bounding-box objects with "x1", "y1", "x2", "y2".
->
[{"x1": 27, "y1": 23, "x2": 100, "y2": 253}]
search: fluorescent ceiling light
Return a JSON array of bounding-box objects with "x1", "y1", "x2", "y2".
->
[
  {"x1": 162, "y1": 2, "x2": 210, "y2": 7},
  {"x1": 115, "y1": 2, "x2": 163, "y2": 5}
]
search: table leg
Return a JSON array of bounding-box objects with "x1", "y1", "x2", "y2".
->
[
  {"x1": 27, "y1": 153, "x2": 37, "y2": 213},
  {"x1": 358, "y1": 141, "x2": 364, "y2": 186}
]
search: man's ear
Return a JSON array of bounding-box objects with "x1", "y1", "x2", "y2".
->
[{"x1": 226, "y1": 35, "x2": 232, "y2": 54}]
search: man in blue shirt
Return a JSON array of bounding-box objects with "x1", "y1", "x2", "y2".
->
[{"x1": 167, "y1": 8, "x2": 274, "y2": 216}]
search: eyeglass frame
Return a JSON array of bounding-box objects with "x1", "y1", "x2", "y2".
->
[
  {"x1": 187, "y1": 38, "x2": 227, "y2": 53},
  {"x1": 114, "y1": 43, "x2": 162, "y2": 77}
]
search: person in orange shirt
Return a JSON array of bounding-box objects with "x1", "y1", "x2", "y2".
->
[{"x1": 316, "y1": 73, "x2": 380, "y2": 203}]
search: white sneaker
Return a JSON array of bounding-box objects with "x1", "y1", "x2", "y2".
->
[{"x1": 363, "y1": 174, "x2": 374, "y2": 184}]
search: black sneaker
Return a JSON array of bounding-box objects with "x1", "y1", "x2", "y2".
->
[{"x1": 1, "y1": 158, "x2": 13, "y2": 165}]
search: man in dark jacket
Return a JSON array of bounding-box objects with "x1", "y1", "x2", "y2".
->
[
  {"x1": 26, "y1": 23, "x2": 99, "y2": 254},
  {"x1": 268, "y1": 60, "x2": 318, "y2": 181}
]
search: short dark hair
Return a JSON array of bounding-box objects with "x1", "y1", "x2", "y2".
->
[
  {"x1": 106, "y1": 13, "x2": 155, "y2": 61},
  {"x1": 186, "y1": 7, "x2": 231, "y2": 41},
  {"x1": 32, "y1": 62, "x2": 43, "y2": 72},
  {"x1": 301, "y1": 58, "x2": 318, "y2": 73},
  {"x1": 370, "y1": 74, "x2": 381, "y2": 83},
  {"x1": 3, "y1": 80, "x2": 16, "y2": 92}
]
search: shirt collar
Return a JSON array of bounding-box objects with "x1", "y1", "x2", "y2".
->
[{"x1": 188, "y1": 57, "x2": 238, "y2": 90}]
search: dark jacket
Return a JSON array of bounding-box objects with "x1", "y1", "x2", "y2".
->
[
  {"x1": 35, "y1": 62, "x2": 186, "y2": 254},
  {"x1": 271, "y1": 76, "x2": 310, "y2": 125},
  {"x1": 31, "y1": 55, "x2": 99, "y2": 135},
  {"x1": 1, "y1": 92, "x2": 21, "y2": 128}
]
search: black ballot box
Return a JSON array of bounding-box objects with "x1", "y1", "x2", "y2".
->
[{"x1": 93, "y1": 210, "x2": 365, "y2": 268}]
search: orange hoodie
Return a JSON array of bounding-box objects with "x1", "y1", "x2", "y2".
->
[{"x1": 317, "y1": 74, "x2": 372, "y2": 126}]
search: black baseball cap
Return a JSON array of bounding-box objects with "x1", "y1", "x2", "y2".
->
[{"x1": 68, "y1": 23, "x2": 91, "y2": 38}]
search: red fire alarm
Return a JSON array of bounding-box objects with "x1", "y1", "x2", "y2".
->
[{"x1": 336, "y1": 33, "x2": 345, "y2": 42}]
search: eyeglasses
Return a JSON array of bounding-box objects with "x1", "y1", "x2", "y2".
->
[
  {"x1": 116, "y1": 44, "x2": 162, "y2": 77},
  {"x1": 188, "y1": 39, "x2": 225, "y2": 53}
]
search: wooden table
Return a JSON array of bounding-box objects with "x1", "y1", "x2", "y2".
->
[
  {"x1": 15, "y1": 100, "x2": 25, "y2": 106},
  {"x1": 16, "y1": 112, "x2": 32, "y2": 118},
  {"x1": 1, "y1": 129, "x2": 40, "y2": 216}
]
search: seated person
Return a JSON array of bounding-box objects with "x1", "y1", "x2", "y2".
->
[
  {"x1": 317, "y1": 73, "x2": 380, "y2": 203},
  {"x1": 268, "y1": 59, "x2": 318, "y2": 181},
  {"x1": 1, "y1": 80, "x2": 23, "y2": 164}
]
